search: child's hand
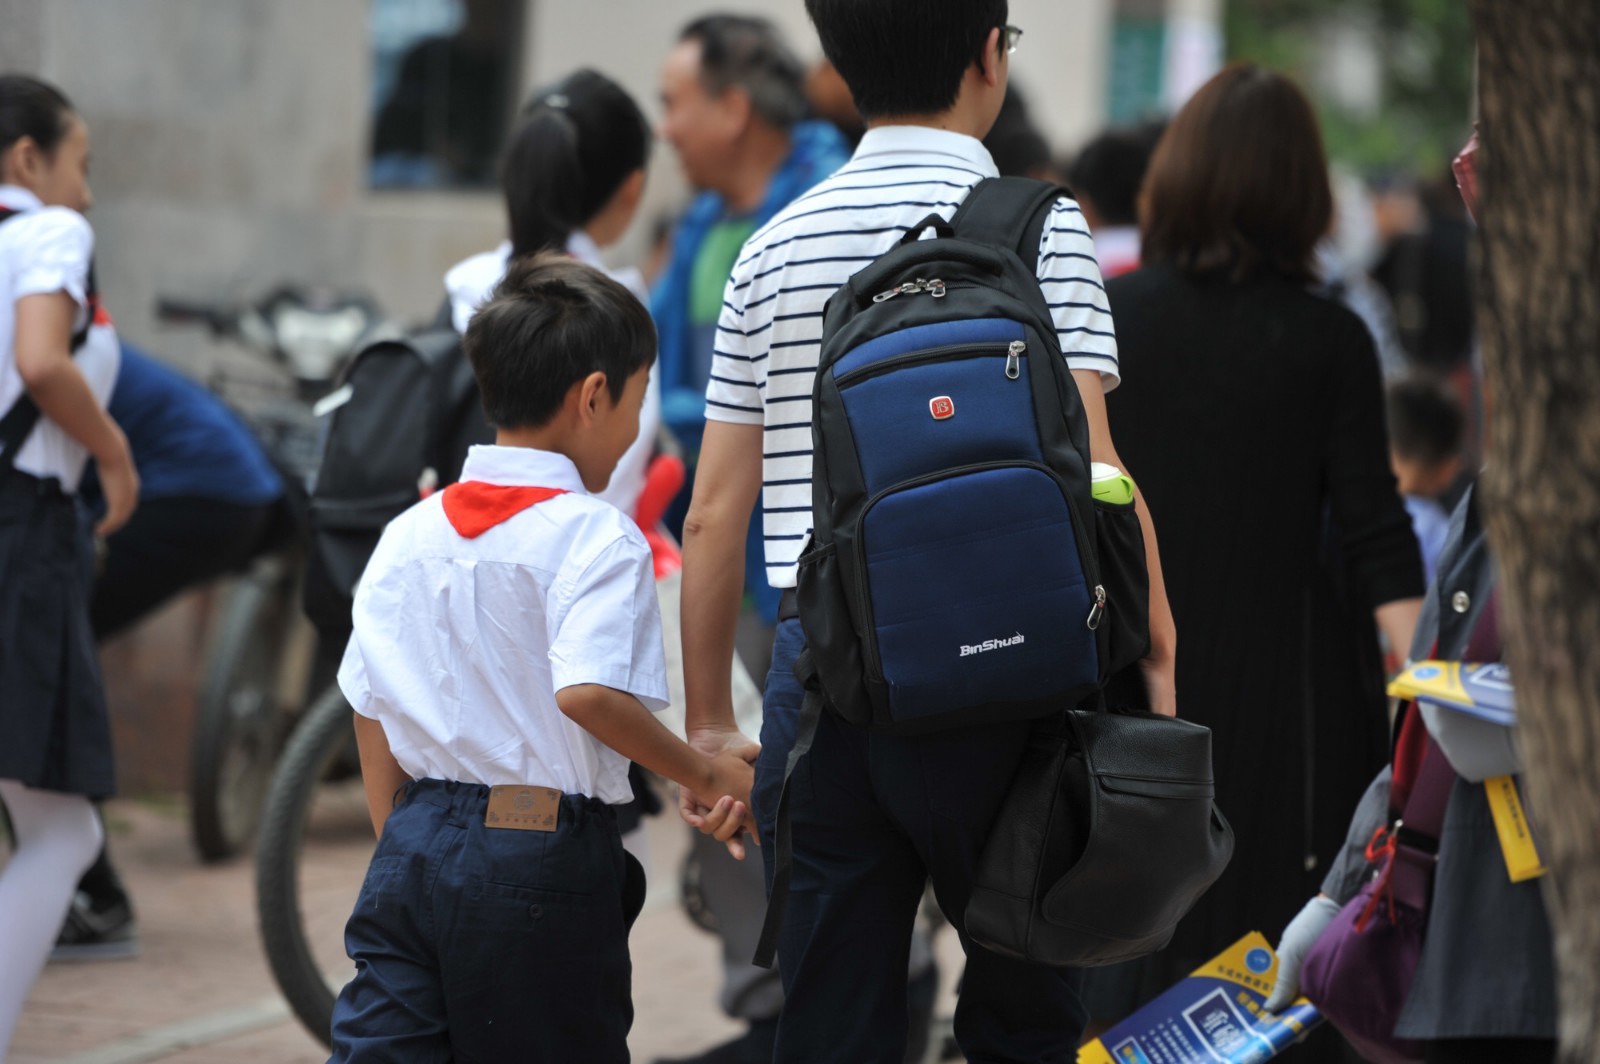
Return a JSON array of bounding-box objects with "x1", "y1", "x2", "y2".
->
[{"x1": 687, "y1": 752, "x2": 758, "y2": 860}]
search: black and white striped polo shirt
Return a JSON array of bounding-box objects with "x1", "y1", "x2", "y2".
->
[{"x1": 705, "y1": 125, "x2": 1120, "y2": 588}]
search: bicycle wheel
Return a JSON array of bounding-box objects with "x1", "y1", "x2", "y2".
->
[
  {"x1": 189, "y1": 558, "x2": 295, "y2": 861},
  {"x1": 255, "y1": 682, "x2": 369, "y2": 1048}
]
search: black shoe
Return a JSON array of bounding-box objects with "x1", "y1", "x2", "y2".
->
[
  {"x1": 653, "y1": 1017, "x2": 778, "y2": 1064},
  {"x1": 50, "y1": 891, "x2": 140, "y2": 962}
]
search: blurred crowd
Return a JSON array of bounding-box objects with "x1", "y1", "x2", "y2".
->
[{"x1": 1, "y1": 4, "x2": 1552, "y2": 1064}]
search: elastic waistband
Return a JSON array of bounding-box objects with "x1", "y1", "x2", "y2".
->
[
  {"x1": 778, "y1": 587, "x2": 799, "y2": 622},
  {"x1": 403, "y1": 778, "x2": 615, "y2": 828},
  {"x1": 0, "y1": 466, "x2": 66, "y2": 499}
]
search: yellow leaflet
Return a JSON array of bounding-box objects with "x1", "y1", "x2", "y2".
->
[
  {"x1": 1077, "y1": 1042, "x2": 1116, "y2": 1064},
  {"x1": 1484, "y1": 775, "x2": 1547, "y2": 883},
  {"x1": 1387, "y1": 661, "x2": 1468, "y2": 706}
]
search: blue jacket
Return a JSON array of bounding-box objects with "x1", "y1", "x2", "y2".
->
[
  {"x1": 106, "y1": 344, "x2": 284, "y2": 506},
  {"x1": 651, "y1": 120, "x2": 850, "y2": 441}
]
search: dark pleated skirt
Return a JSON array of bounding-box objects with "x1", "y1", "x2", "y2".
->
[{"x1": 0, "y1": 471, "x2": 115, "y2": 798}]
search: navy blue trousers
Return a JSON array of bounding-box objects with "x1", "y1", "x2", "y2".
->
[
  {"x1": 754, "y1": 619, "x2": 1087, "y2": 1063},
  {"x1": 329, "y1": 779, "x2": 635, "y2": 1063}
]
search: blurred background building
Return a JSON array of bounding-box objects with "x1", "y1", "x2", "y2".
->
[{"x1": 0, "y1": 0, "x2": 1222, "y2": 374}]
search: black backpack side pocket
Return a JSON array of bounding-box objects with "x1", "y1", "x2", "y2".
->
[
  {"x1": 1093, "y1": 498, "x2": 1150, "y2": 679},
  {"x1": 794, "y1": 537, "x2": 875, "y2": 728}
]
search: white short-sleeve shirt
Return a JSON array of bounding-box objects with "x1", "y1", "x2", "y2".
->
[
  {"x1": 0, "y1": 185, "x2": 120, "y2": 490},
  {"x1": 338, "y1": 445, "x2": 670, "y2": 802},
  {"x1": 701, "y1": 126, "x2": 1119, "y2": 588}
]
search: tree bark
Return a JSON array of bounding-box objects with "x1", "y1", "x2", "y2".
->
[{"x1": 1467, "y1": 2, "x2": 1600, "y2": 1060}]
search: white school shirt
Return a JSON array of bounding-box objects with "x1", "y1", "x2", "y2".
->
[
  {"x1": 337, "y1": 445, "x2": 670, "y2": 802},
  {"x1": 703, "y1": 126, "x2": 1120, "y2": 588},
  {"x1": 0, "y1": 185, "x2": 120, "y2": 491},
  {"x1": 443, "y1": 232, "x2": 661, "y2": 515}
]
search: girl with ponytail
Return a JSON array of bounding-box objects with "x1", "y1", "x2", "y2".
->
[{"x1": 446, "y1": 69, "x2": 658, "y2": 511}]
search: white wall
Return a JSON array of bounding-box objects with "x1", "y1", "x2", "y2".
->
[{"x1": 1, "y1": 0, "x2": 1116, "y2": 373}]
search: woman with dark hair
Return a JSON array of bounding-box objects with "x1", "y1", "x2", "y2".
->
[
  {"x1": 1081, "y1": 65, "x2": 1426, "y2": 1058},
  {"x1": 445, "y1": 68, "x2": 658, "y2": 511},
  {"x1": 0, "y1": 74, "x2": 136, "y2": 1054}
]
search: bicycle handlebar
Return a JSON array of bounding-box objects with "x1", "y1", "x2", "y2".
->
[{"x1": 155, "y1": 297, "x2": 234, "y2": 333}]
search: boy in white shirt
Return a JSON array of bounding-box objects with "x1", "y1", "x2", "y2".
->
[{"x1": 330, "y1": 254, "x2": 755, "y2": 1063}]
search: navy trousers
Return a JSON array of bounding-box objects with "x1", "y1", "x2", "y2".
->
[
  {"x1": 754, "y1": 619, "x2": 1087, "y2": 1063},
  {"x1": 329, "y1": 779, "x2": 636, "y2": 1063}
]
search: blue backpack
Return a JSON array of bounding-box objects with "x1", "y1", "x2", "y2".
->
[
  {"x1": 794, "y1": 177, "x2": 1136, "y2": 734},
  {"x1": 756, "y1": 177, "x2": 1151, "y2": 967}
]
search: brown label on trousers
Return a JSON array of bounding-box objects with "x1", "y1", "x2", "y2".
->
[{"x1": 484, "y1": 785, "x2": 561, "y2": 832}]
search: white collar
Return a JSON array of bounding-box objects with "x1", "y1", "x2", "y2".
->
[
  {"x1": 460, "y1": 445, "x2": 588, "y2": 494},
  {"x1": 0, "y1": 184, "x2": 45, "y2": 211},
  {"x1": 850, "y1": 125, "x2": 1000, "y2": 178},
  {"x1": 566, "y1": 230, "x2": 603, "y2": 268}
]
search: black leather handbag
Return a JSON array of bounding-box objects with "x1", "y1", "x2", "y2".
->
[{"x1": 965, "y1": 707, "x2": 1234, "y2": 967}]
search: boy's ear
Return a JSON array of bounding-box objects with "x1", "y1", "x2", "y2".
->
[
  {"x1": 575, "y1": 370, "x2": 610, "y2": 424},
  {"x1": 977, "y1": 26, "x2": 1003, "y2": 86}
]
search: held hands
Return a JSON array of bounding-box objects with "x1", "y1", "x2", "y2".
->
[
  {"x1": 680, "y1": 727, "x2": 761, "y2": 860},
  {"x1": 1263, "y1": 894, "x2": 1342, "y2": 1013}
]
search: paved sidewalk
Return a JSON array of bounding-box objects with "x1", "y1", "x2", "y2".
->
[{"x1": 9, "y1": 794, "x2": 964, "y2": 1062}]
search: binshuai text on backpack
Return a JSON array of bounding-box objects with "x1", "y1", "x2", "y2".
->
[{"x1": 960, "y1": 633, "x2": 1027, "y2": 658}]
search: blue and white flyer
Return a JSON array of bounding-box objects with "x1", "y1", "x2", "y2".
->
[{"x1": 1079, "y1": 932, "x2": 1322, "y2": 1064}]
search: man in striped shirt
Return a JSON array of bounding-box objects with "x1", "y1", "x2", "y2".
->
[{"x1": 678, "y1": 2, "x2": 1177, "y2": 1059}]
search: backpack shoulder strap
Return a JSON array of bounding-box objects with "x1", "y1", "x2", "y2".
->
[{"x1": 950, "y1": 176, "x2": 1072, "y2": 274}]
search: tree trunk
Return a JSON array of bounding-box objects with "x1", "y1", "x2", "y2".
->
[{"x1": 1467, "y1": 2, "x2": 1600, "y2": 1060}]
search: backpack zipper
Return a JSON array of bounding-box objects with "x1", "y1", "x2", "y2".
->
[
  {"x1": 834, "y1": 339, "x2": 1024, "y2": 389},
  {"x1": 871, "y1": 277, "x2": 948, "y2": 302}
]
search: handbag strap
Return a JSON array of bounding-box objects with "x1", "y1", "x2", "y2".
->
[
  {"x1": 1382, "y1": 737, "x2": 1455, "y2": 912},
  {"x1": 1399, "y1": 738, "x2": 1454, "y2": 841}
]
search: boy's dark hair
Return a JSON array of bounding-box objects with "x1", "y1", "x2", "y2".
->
[
  {"x1": 464, "y1": 253, "x2": 655, "y2": 430},
  {"x1": 805, "y1": 0, "x2": 1007, "y2": 120},
  {"x1": 0, "y1": 74, "x2": 75, "y2": 157},
  {"x1": 502, "y1": 69, "x2": 651, "y2": 259},
  {"x1": 1068, "y1": 124, "x2": 1163, "y2": 227},
  {"x1": 680, "y1": 14, "x2": 808, "y2": 130},
  {"x1": 1387, "y1": 374, "x2": 1465, "y2": 468}
]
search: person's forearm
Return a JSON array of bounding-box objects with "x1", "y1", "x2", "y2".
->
[
  {"x1": 558, "y1": 684, "x2": 714, "y2": 795},
  {"x1": 1133, "y1": 485, "x2": 1176, "y2": 661},
  {"x1": 1376, "y1": 597, "x2": 1423, "y2": 664},
  {"x1": 15, "y1": 292, "x2": 128, "y2": 465},
  {"x1": 19, "y1": 355, "x2": 127, "y2": 463},
  {"x1": 680, "y1": 500, "x2": 750, "y2": 736},
  {"x1": 354, "y1": 713, "x2": 411, "y2": 839}
]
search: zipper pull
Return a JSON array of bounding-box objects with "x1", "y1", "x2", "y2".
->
[
  {"x1": 928, "y1": 278, "x2": 946, "y2": 298},
  {"x1": 1005, "y1": 340, "x2": 1024, "y2": 379},
  {"x1": 1087, "y1": 585, "x2": 1106, "y2": 630},
  {"x1": 872, "y1": 280, "x2": 924, "y2": 303}
]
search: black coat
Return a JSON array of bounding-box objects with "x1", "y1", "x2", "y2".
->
[{"x1": 1083, "y1": 265, "x2": 1425, "y2": 1021}]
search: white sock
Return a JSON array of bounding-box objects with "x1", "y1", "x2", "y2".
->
[{"x1": 0, "y1": 779, "x2": 103, "y2": 1057}]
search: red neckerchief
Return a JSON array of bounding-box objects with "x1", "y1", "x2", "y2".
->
[{"x1": 441, "y1": 482, "x2": 569, "y2": 538}]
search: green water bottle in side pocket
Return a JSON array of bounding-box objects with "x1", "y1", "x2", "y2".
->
[{"x1": 1090, "y1": 462, "x2": 1135, "y2": 505}]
